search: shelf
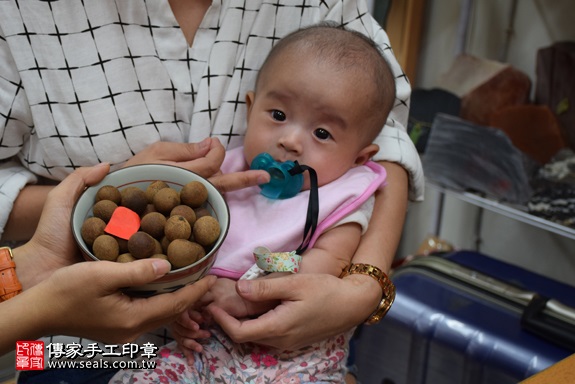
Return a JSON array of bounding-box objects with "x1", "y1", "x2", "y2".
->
[{"x1": 427, "y1": 181, "x2": 575, "y2": 241}]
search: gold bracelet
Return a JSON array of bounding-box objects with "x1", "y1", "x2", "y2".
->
[
  {"x1": 0, "y1": 246, "x2": 23, "y2": 302},
  {"x1": 340, "y1": 263, "x2": 395, "y2": 324}
]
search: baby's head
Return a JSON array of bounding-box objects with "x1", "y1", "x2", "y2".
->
[{"x1": 244, "y1": 22, "x2": 396, "y2": 188}]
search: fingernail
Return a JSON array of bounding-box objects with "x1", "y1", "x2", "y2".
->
[
  {"x1": 257, "y1": 173, "x2": 270, "y2": 185},
  {"x1": 237, "y1": 280, "x2": 251, "y2": 294},
  {"x1": 95, "y1": 162, "x2": 110, "y2": 168},
  {"x1": 152, "y1": 259, "x2": 171, "y2": 277}
]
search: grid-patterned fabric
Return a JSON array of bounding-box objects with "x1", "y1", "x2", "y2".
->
[
  {"x1": 0, "y1": 0, "x2": 423, "y2": 367},
  {"x1": 0, "y1": 0, "x2": 423, "y2": 237}
]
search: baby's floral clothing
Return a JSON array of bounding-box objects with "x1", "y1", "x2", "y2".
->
[{"x1": 110, "y1": 326, "x2": 354, "y2": 383}]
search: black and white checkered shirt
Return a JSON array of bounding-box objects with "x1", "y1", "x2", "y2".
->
[
  {"x1": 0, "y1": 0, "x2": 424, "y2": 359},
  {"x1": 0, "y1": 0, "x2": 422, "y2": 233}
]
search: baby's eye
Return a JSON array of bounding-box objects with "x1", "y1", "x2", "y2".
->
[
  {"x1": 271, "y1": 110, "x2": 286, "y2": 122},
  {"x1": 313, "y1": 128, "x2": 332, "y2": 140}
]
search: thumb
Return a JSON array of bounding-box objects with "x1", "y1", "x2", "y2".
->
[
  {"x1": 93, "y1": 259, "x2": 172, "y2": 291},
  {"x1": 56, "y1": 163, "x2": 111, "y2": 201},
  {"x1": 236, "y1": 277, "x2": 298, "y2": 302}
]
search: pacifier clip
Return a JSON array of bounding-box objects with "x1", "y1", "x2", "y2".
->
[{"x1": 251, "y1": 161, "x2": 319, "y2": 275}]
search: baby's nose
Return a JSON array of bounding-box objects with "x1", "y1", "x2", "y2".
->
[{"x1": 278, "y1": 130, "x2": 303, "y2": 154}]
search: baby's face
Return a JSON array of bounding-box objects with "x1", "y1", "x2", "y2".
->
[{"x1": 243, "y1": 54, "x2": 377, "y2": 189}]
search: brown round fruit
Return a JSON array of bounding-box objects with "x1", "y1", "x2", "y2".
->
[
  {"x1": 194, "y1": 207, "x2": 212, "y2": 219},
  {"x1": 127, "y1": 231, "x2": 157, "y2": 259},
  {"x1": 121, "y1": 186, "x2": 148, "y2": 215},
  {"x1": 117, "y1": 253, "x2": 136, "y2": 263},
  {"x1": 81, "y1": 217, "x2": 107, "y2": 246},
  {"x1": 151, "y1": 254, "x2": 170, "y2": 263},
  {"x1": 92, "y1": 234, "x2": 120, "y2": 261},
  {"x1": 180, "y1": 181, "x2": 208, "y2": 208},
  {"x1": 193, "y1": 216, "x2": 221, "y2": 247},
  {"x1": 96, "y1": 185, "x2": 121, "y2": 204},
  {"x1": 115, "y1": 236, "x2": 129, "y2": 254},
  {"x1": 140, "y1": 212, "x2": 167, "y2": 239},
  {"x1": 153, "y1": 187, "x2": 181, "y2": 215},
  {"x1": 167, "y1": 239, "x2": 205, "y2": 268},
  {"x1": 165, "y1": 215, "x2": 192, "y2": 242},
  {"x1": 170, "y1": 205, "x2": 196, "y2": 226},
  {"x1": 145, "y1": 180, "x2": 169, "y2": 203},
  {"x1": 92, "y1": 199, "x2": 117, "y2": 223}
]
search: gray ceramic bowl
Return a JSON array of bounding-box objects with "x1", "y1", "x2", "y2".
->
[{"x1": 71, "y1": 164, "x2": 229, "y2": 297}]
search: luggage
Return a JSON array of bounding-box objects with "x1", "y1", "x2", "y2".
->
[{"x1": 353, "y1": 251, "x2": 575, "y2": 384}]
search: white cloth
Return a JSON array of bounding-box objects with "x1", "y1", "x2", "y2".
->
[{"x1": 0, "y1": 0, "x2": 423, "y2": 238}]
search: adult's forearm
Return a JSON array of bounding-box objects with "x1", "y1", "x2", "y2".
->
[
  {"x1": 4, "y1": 185, "x2": 53, "y2": 242},
  {"x1": 342, "y1": 161, "x2": 409, "y2": 320},
  {"x1": 352, "y1": 161, "x2": 408, "y2": 271},
  {"x1": 0, "y1": 290, "x2": 47, "y2": 354}
]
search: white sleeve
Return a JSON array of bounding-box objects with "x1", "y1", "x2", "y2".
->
[
  {"x1": 0, "y1": 161, "x2": 38, "y2": 239},
  {"x1": 326, "y1": 195, "x2": 375, "y2": 235},
  {"x1": 0, "y1": 24, "x2": 37, "y2": 240}
]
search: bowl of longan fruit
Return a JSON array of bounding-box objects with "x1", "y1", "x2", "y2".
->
[{"x1": 71, "y1": 164, "x2": 230, "y2": 297}]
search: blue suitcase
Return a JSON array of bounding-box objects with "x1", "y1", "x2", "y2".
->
[{"x1": 353, "y1": 251, "x2": 575, "y2": 384}]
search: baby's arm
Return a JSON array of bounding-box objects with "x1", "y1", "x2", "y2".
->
[
  {"x1": 229, "y1": 222, "x2": 363, "y2": 316},
  {"x1": 297, "y1": 222, "x2": 362, "y2": 276},
  {"x1": 175, "y1": 223, "x2": 362, "y2": 358},
  {"x1": 209, "y1": 222, "x2": 363, "y2": 319}
]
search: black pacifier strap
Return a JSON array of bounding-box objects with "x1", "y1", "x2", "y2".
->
[{"x1": 289, "y1": 162, "x2": 319, "y2": 255}]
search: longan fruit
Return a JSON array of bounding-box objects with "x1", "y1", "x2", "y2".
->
[
  {"x1": 92, "y1": 199, "x2": 117, "y2": 223},
  {"x1": 128, "y1": 231, "x2": 157, "y2": 259},
  {"x1": 140, "y1": 212, "x2": 167, "y2": 239},
  {"x1": 96, "y1": 185, "x2": 121, "y2": 204},
  {"x1": 92, "y1": 234, "x2": 120, "y2": 261},
  {"x1": 115, "y1": 236, "x2": 129, "y2": 254},
  {"x1": 153, "y1": 238, "x2": 163, "y2": 255},
  {"x1": 121, "y1": 186, "x2": 148, "y2": 215},
  {"x1": 153, "y1": 187, "x2": 181, "y2": 215},
  {"x1": 165, "y1": 215, "x2": 192, "y2": 242},
  {"x1": 117, "y1": 253, "x2": 136, "y2": 263},
  {"x1": 193, "y1": 216, "x2": 220, "y2": 247},
  {"x1": 180, "y1": 181, "x2": 208, "y2": 208},
  {"x1": 141, "y1": 203, "x2": 158, "y2": 217},
  {"x1": 145, "y1": 180, "x2": 169, "y2": 203},
  {"x1": 160, "y1": 236, "x2": 171, "y2": 253},
  {"x1": 81, "y1": 217, "x2": 107, "y2": 246},
  {"x1": 151, "y1": 254, "x2": 170, "y2": 263},
  {"x1": 194, "y1": 207, "x2": 212, "y2": 219},
  {"x1": 167, "y1": 239, "x2": 205, "y2": 268},
  {"x1": 170, "y1": 205, "x2": 196, "y2": 226}
]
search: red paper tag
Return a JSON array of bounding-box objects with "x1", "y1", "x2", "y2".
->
[{"x1": 105, "y1": 206, "x2": 141, "y2": 240}]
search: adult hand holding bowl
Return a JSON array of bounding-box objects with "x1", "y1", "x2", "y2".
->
[{"x1": 71, "y1": 164, "x2": 230, "y2": 297}]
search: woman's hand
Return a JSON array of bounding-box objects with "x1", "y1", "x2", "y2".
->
[
  {"x1": 14, "y1": 163, "x2": 112, "y2": 290},
  {"x1": 208, "y1": 273, "x2": 380, "y2": 350},
  {"x1": 35, "y1": 259, "x2": 217, "y2": 343},
  {"x1": 1, "y1": 258, "x2": 216, "y2": 354},
  {"x1": 123, "y1": 137, "x2": 269, "y2": 195},
  {"x1": 123, "y1": 138, "x2": 225, "y2": 179}
]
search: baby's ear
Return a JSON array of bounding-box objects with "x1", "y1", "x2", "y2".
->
[
  {"x1": 354, "y1": 144, "x2": 379, "y2": 166},
  {"x1": 245, "y1": 91, "x2": 255, "y2": 111}
]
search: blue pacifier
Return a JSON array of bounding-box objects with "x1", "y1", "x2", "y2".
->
[{"x1": 250, "y1": 153, "x2": 303, "y2": 199}]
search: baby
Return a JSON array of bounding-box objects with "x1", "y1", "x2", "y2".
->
[{"x1": 112, "y1": 21, "x2": 396, "y2": 383}]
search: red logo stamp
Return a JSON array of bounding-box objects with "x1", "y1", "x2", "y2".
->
[{"x1": 16, "y1": 341, "x2": 44, "y2": 370}]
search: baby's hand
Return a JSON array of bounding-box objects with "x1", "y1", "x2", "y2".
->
[
  {"x1": 171, "y1": 308, "x2": 211, "y2": 364},
  {"x1": 203, "y1": 278, "x2": 252, "y2": 318}
]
